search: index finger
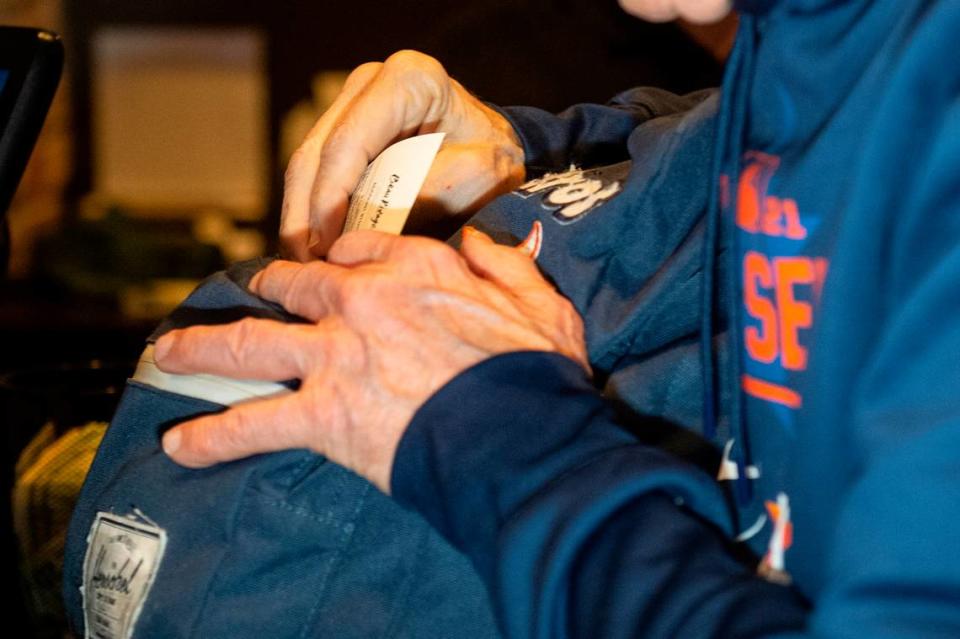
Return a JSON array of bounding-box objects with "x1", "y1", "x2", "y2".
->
[
  {"x1": 249, "y1": 260, "x2": 349, "y2": 321},
  {"x1": 280, "y1": 62, "x2": 383, "y2": 261}
]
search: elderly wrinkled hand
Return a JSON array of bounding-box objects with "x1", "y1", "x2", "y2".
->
[
  {"x1": 154, "y1": 228, "x2": 589, "y2": 493},
  {"x1": 281, "y1": 50, "x2": 526, "y2": 261}
]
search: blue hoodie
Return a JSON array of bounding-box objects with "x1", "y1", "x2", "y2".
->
[{"x1": 391, "y1": 1, "x2": 960, "y2": 637}]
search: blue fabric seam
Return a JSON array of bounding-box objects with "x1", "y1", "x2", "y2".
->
[{"x1": 298, "y1": 481, "x2": 372, "y2": 639}]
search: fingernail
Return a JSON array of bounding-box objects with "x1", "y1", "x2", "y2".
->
[
  {"x1": 463, "y1": 226, "x2": 490, "y2": 242},
  {"x1": 307, "y1": 231, "x2": 326, "y2": 257},
  {"x1": 516, "y1": 221, "x2": 543, "y2": 259},
  {"x1": 248, "y1": 271, "x2": 262, "y2": 292},
  {"x1": 162, "y1": 429, "x2": 181, "y2": 456},
  {"x1": 153, "y1": 334, "x2": 173, "y2": 361}
]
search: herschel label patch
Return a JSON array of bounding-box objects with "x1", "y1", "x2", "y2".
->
[{"x1": 82, "y1": 511, "x2": 167, "y2": 639}]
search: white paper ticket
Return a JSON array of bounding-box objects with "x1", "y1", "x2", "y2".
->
[{"x1": 343, "y1": 132, "x2": 445, "y2": 235}]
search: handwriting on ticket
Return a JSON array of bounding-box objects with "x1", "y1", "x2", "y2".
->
[{"x1": 343, "y1": 132, "x2": 446, "y2": 235}]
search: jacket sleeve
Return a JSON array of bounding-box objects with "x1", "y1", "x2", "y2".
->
[
  {"x1": 497, "y1": 87, "x2": 715, "y2": 173},
  {"x1": 391, "y1": 352, "x2": 809, "y2": 639}
]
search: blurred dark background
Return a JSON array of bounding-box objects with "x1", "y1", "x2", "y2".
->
[{"x1": 0, "y1": 0, "x2": 733, "y2": 636}]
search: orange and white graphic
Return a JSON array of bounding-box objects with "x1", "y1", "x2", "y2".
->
[{"x1": 758, "y1": 492, "x2": 793, "y2": 585}]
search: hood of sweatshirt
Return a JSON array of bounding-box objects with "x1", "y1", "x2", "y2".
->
[{"x1": 703, "y1": 0, "x2": 930, "y2": 550}]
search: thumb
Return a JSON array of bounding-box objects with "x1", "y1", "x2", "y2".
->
[
  {"x1": 460, "y1": 224, "x2": 592, "y2": 375},
  {"x1": 459, "y1": 223, "x2": 546, "y2": 291}
]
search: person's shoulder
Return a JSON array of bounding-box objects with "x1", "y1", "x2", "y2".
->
[
  {"x1": 885, "y1": 1, "x2": 960, "y2": 160},
  {"x1": 894, "y1": 1, "x2": 960, "y2": 83},
  {"x1": 865, "y1": 0, "x2": 960, "y2": 174}
]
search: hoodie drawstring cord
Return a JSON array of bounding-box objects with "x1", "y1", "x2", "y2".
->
[{"x1": 701, "y1": 14, "x2": 759, "y2": 507}]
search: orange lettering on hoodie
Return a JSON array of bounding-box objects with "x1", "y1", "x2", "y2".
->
[
  {"x1": 735, "y1": 151, "x2": 828, "y2": 408},
  {"x1": 744, "y1": 251, "x2": 779, "y2": 363}
]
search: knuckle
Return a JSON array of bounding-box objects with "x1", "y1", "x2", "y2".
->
[
  {"x1": 421, "y1": 240, "x2": 462, "y2": 272},
  {"x1": 317, "y1": 121, "x2": 351, "y2": 169},
  {"x1": 385, "y1": 49, "x2": 437, "y2": 72},
  {"x1": 560, "y1": 299, "x2": 586, "y2": 338},
  {"x1": 404, "y1": 236, "x2": 456, "y2": 262},
  {"x1": 216, "y1": 413, "x2": 252, "y2": 455},
  {"x1": 298, "y1": 384, "x2": 339, "y2": 453},
  {"x1": 388, "y1": 238, "x2": 465, "y2": 284},
  {"x1": 187, "y1": 423, "x2": 221, "y2": 461},
  {"x1": 556, "y1": 295, "x2": 581, "y2": 323},
  {"x1": 237, "y1": 315, "x2": 261, "y2": 337},
  {"x1": 262, "y1": 259, "x2": 290, "y2": 279},
  {"x1": 349, "y1": 61, "x2": 383, "y2": 81},
  {"x1": 341, "y1": 272, "x2": 404, "y2": 320},
  {"x1": 289, "y1": 263, "x2": 322, "y2": 306},
  {"x1": 385, "y1": 50, "x2": 447, "y2": 91},
  {"x1": 310, "y1": 265, "x2": 348, "y2": 314},
  {"x1": 338, "y1": 275, "x2": 372, "y2": 311},
  {"x1": 284, "y1": 146, "x2": 311, "y2": 188},
  {"x1": 286, "y1": 290, "x2": 318, "y2": 319},
  {"x1": 325, "y1": 233, "x2": 358, "y2": 263},
  {"x1": 226, "y1": 318, "x2": 258, "y2": 366},
  {"x1": 255, "y1": 261, "x2": 283, "y2": 290}
]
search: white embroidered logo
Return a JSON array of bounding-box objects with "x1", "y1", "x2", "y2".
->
[{"x1": 515, "y1": 161, "x2": 629, "y2": 224}]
